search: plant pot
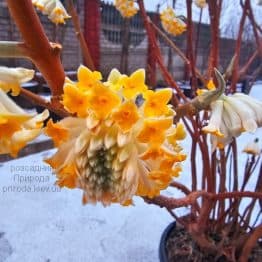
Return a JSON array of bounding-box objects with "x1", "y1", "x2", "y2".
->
[
  {"x1": 159, "y1": 221, "x2": 176, "y2": 262},
  {"x1": 159, "y1": 221, "x2": 262, "y2": 262}
]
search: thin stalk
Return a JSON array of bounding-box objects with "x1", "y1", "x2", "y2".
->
[
  {"x1": 206, "y1": 0, "x2": 221, "y2": 79},
  {"x1": 137, "y1": 0, "x2": 186, "y2": 104},
  {"x1": 191, "y1": 138, "x2": 198, "y2": 192},
  {"x1": 20, "y1": 88, "x2": 69, "y2": 117},
  {"x1": 240, "y1": 225, "x2": 262, "y2": 262},
  {"x1": 229, "y1": 0, "x2": 248, "y2": 93},
  {"x1": 194, "y1": 8, "x2": 203, "y2": 64},
  {"x1": 120, "y1": 18, "x2": 130, "y2": 74},
  {"x1": 186, "y1": 0, "x2": 197, "y2": 93},
  {"x1": 218, "y1": 149, "x2": 226, "y2": 218},
  {"x1": 67, "y1": 0, "x2": 95, "y2": 70}
]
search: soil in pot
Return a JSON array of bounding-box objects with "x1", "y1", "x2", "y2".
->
[{"x1": 164, "y1": 224, "x2": 262, "y2": 262}]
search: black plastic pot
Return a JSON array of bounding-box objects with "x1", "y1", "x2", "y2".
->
[{"x1": 159, "y1": 221, "x2": 176, "y2": 262}]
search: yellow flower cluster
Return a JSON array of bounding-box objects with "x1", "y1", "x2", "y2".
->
[
  {"x1": 160, "y1": 7, "x2": 187, "y2": 36},
  {"x1": 114, "y1": 0, "x2": 138, "y2": 18},
  {"x1": 0, "y1": 89, "x2": 49, "y2": 157},
  {"x1": 32, "y1": 0, "x2": 71, "y2": 24},
  {"x1": 45, "y1": 65, "x2": 187, "y2": 206}
]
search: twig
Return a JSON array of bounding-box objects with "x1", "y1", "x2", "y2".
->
[
  {"x1": 229, "y1": 0, "x2": 248, "y2": 93},
  {"x1": 20, "y1": 88, "x2": 69, "y2": 117},
  {"x1": 150, "y1": 21, "x2": 205, "y2": 84},
  {"x1": 218, "y1": 148, "x2": 227, "y2": 218},
  {"x1": 240, "y1": 225, "x2": 262, "y2": 262},
  {"x1": 191, "y1": 138, "x2": 198, "y2": 192},
  {"x1": 206, "y1": 0, "x2": 221, "y2": 79},
  {"x1": 244, "y1": 0, "x2": 262, "y2": 58},
  {"x1": 194, "y1": 8, "x2": 203, "y2": 64},
  {"x1": 169, "y1": 181, "x2": 191, "y2": 195},
  {"x1": 137, "y1": 0, "x2": 187, "y2": 105},
  {"x1": 186, "y1": 0, "x2": 197, "y2": 93},
  {"x1": 144, "y1": 191, "x2": 262, "y2": 210},
  {"x1": 239, "y1": 50, "x2": 259, "y2": 79},
  {"x1": 67, "y1": 0, "x2": 95, "y2": 70},
  {"x1": 6, "y1": 0, "x2": 65, "y2": 96}
]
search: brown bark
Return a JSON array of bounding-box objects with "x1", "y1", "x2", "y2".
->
[{"x1": 6, "y1": 0, "x2": 65, "y2": 96}]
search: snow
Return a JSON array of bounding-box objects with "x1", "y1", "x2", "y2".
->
[
  {"x1": 0, "y1": 83, "x2": 261, "y2": 261},
  {"x1": 0, "y1": 150, "x2": 172, "y2": 262}
]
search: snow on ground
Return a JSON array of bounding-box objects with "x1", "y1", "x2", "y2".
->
[
  {"x1": 0, "y1": 83, "x2": 261, "y2": 261},
  {"x1": 0, "y1": 149, "x2": 172, "y2": 262}
]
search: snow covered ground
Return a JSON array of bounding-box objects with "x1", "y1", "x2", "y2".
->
[{"x1": 0, "y1": 83, "x2": 261, "y2": 262}]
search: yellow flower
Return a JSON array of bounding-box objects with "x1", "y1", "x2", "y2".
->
[
  {"x1": 160, "y1": 158, "x2": 184, "y2": 177},
  {"x1": 62, "y1": 83, "x2": 89, "y2": 117},
  {"x1": 45, "y1": 66, "x2": 186, "y2": 206},
  {"x1": 0, "y1": 66, "x2": 34, "y2": 96},
  {"x1": 207, "y1": 79, "x2": 215, "y2": 90},
  {"x1": 44, "y1": 119, "x2": 69, "y2": 146},
  {"x1": 87, "y1": 82, "x2": 121, "y2": 119},
  {"x1": 0, "y1": 90, "x2": 49, "y2": 157},
  {"x1": 137, "y1": 117, "x2": 173, "y2": 146},
  {"x1": 143, "y1": 88, "x2": 173, "y2": 117},
  {"x1": 140, "y1": 146, "x2": 186, "y2": 162},
  {"x1": 114, "y1": 0, "x2": 138, "y2": 18},
  {"x1": 32, "y1": 0, "x2": 71, "y2": 24},
  {"x1": 140, "y1": 146, "x2": 177, "y2": 160},
  {"x1": 112, "y1": 100, "x2": 139, "y2": 132},
  {"x1": 104, "y1": 68, "x2": 123, "y2": 91},
  {"x1": 160, "y1": 7, "x2": 187, "y2": 36},
  {"x1": 120, "y1": 69, "x2": 148, "y2": 99},
  {"x1": 196, "y1": 79, "x2": 215, "y2": 96},
  {"x1": 62, "y1": 65, "x2": 122, "y2": 119},
  {"x1": 194, "y1": 0, "x2": 207, "y2": 8},
  {"x1": 77, "y1": 65, "x2": 102, "y2": 90},
  {"x1": 167, "y1": 122, "x2": 187, "y2": 147}
]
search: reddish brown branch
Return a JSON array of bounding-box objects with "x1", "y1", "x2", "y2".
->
[
  {"x1": 150, "y1": 20, "x2": 205, "y2": 85},
  {"x1": 218, "y1": 149, "x2": 227, "y2": 217},
  {"x1": 67, "y1": 0, "x2": 95, "y2": 70},
  {"x1": 240, "y1": 225, "x2": 262, "y2": 262},
  {"x1": 191, "y1": 138, "x2": 198, "y2": 192},
  {"x1": 186, "y1": 0, "x2": 197, "y2": 93},
  {"x1": 194, "y1": 8, "x2": 203, "y2": 64},
  {"x1": 206, "y1": 0, "x2": 221, "y2": 79},
  {"x1": 169, "y1": 181, "x2": 191, "y2": 195},
  {"x1": 137, "y1": 0, "x2": 187, "y2": 104},
  {"x1": 244, "y1": 0, "x2": 262, "y2": 58},
  {"x1": 20, "y1": 88, "x2": 69, "y2": 117},
  {"x1": 229, "y1": 0, "x2": 248, "y2": 93},
  {"x1": 239, "y1": 50, "x2": 258, "y2": 78},
  {"x1": 144, "y1": 191, "x2": 262, "y2": 211},
  {"x1": 6, "y1": 0, "x2": 65, "y2": 96}
]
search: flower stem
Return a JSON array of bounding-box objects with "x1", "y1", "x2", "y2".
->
[{"x1": 67, "y1": 0, "x2": 95, "y2": 70}]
